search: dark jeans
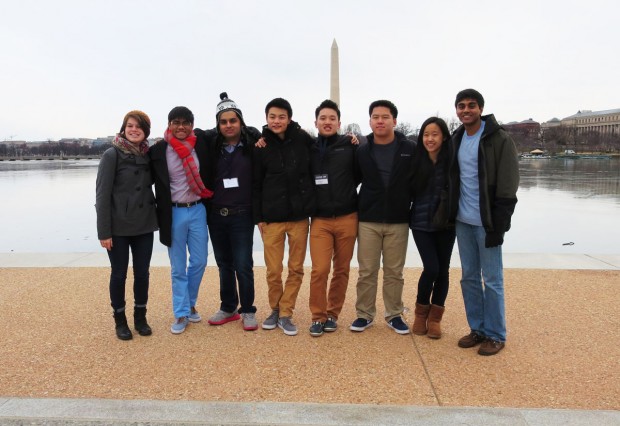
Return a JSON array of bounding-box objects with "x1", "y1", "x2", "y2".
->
[
  {"x1": 208, "y1": 211, "x2": 256, "y2": 313},
  {"x1": 107, "y1": 232, "x2": 154, "y2": 312},
  {"x1": 411, "y1": 228, "x2": 456, "y2": 306}
]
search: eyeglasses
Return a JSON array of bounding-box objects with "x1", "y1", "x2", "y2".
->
[{"x1": 170, "y1": 120, "x2": 192, "y2": 127}]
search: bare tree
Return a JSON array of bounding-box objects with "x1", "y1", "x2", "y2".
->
[
  {"x1": 343, "y1": 123, "x2": 362, "y2": 136},
  {"x1": 395, "y1": 121, "x2": 416, "y2": 138},
  {"x1": 445, "y1": 117, "x2": 461, "y2": 133}
]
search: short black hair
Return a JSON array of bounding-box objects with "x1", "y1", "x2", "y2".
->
[
  {"x1": 315, "y1": 99, "x2": 341, "y2": 120},
  {"x1": 454, "y1": 89, "x2": 485, "y2": 109},
  {"x1": 265, "y1": 98, "x2": 292, "y2": 119},
  {"x1": 168, "y1": 106, "x2": 194, "y2": 124},
  {"x1": 368, "y1": 100, "x2": 398, "y2": 119}
]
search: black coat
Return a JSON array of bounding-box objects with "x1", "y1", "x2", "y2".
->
[
  {"x1": 410, "y1": 154, "x2": 449, "y2": 232},
  {"x1": 252, "y1": 121, "x2": 316, "y2": 223},
  {"x1": 310, "y1": 134, "x2": 359, "y2": 217},
  {"x1": 356, "y1": 131, "x2": 415, "y2": 223},
  {"x1": 149, "y1": 139, "x2": 210, "y2": 247},
  {"x1": 448, "y1": 114, "x2": 520, "y2": 235}
]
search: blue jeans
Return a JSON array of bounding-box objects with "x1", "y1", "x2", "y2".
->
[
  {"x1": 208, "y1": 210, "x2": 256, "y2": 314},
  {"x1": 107, "y1": 232, "x2": 154, "y2": 312},
  {"x1": 455, "y1": 221, "x2": 506, "y2": 342},
  {"x1": 168, "y1": 203, "x2": 209, "y2": 319}
]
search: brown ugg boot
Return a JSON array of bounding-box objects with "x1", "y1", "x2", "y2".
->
[
  {"x1": 427, "y1": 304, "x2": 445, "y2": 339},
  {"x1": 412, "y1": 303, "x2": 430, "y2": 335}
]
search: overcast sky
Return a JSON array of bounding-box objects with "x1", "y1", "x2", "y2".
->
[{"x1": 1, "y1": 0, "x2": 618, "y2": 141}]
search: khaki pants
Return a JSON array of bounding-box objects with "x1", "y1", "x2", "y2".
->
[
  {"x1": 355, "y1": 221, "x2": 409, "y2": 321},
  {"x1": 262, "y1": 219, "x2": 309, "y2": 317},
  {"x1": 309, "y1": 212, "x2": 358, "y2": 322}
]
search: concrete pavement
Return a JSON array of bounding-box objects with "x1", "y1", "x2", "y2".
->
[
  {"x1": 1, "y1": 397, "x2": 619, "y2": 425},
  {"x1": 0, "y1": 252, "x2": 618, "y2": 425}
]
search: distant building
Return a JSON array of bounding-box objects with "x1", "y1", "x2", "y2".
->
[
  {"x1": 559, "y1": 109, "x2": 620, "y2": 136},
  {"x1": 540, "y1": 117, "x2": 561, "y2": 131},
  {"x1": 503, "y1": 118, "x2": 541, "y2": 138},
  {"x1": 58, "y1": 138, "x2": 94, "y2": 146},
  {"x1": 92, "y1": 136, "x2": 114, "y2": 147}
]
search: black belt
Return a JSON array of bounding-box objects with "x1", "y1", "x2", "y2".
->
[
  {"x1": 172, "y1": 200, "x2": 201, "y2": 208},
  {"x1": 211, "y1": 206, "x2": 247, "y2": 216}
]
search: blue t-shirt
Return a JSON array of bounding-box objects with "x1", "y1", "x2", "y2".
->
[{"x1": 457, "y1": 120, "x2": 485, "y2": 226}]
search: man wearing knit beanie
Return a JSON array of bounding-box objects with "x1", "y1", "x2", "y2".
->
[
  {"x1": 215, "y1": 92, "x2": 244, "y2": 126},
  {"x1": 195, "y1": 92, "x2": 261, "y2": 331}
]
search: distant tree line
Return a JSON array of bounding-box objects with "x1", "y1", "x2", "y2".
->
[
  {"x1": 0, "y1": 141, "x2": 112, "y2": 157},
  {"x1": 507, "y1": 127, "x2": 620, "y2": 154}
]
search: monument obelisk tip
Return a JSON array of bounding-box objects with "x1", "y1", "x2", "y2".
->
[{"x1": 330, "y1": 39, "x2": 340, "y2": 107}]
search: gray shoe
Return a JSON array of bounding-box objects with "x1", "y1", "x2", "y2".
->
[
  {"x1": 170, "y1": 317, "x2": 189, "y2": 334},
  {"x1": 278, "y1": 316, "x2": 298, "y2": 336},
  {"x1": 208, "y1": 309, "x2": 240, "y2": 325},
  {"x1": 241, "y1": 312, "x2": 258, "y2": 331},
  {"x1": 262, "y1": 310, "x2": 279, "y2": 330}
]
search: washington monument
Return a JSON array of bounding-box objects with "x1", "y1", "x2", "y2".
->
[{"x1": 330, "y1": 39, "x2": 340, "y2": 106}]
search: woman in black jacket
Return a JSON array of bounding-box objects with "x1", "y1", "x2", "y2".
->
[
  {"x1": 409, "y1": 117, "x2": 456, "y2": 339},
  {"x1": 96, "y1": 111, "x2": 158, "y2": 340}
]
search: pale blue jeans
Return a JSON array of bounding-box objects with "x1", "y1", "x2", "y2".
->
[
  {"x1": 168, "y1": 203, "x2": 209, "y2": 319},
  {"x1": 455, "y1": 221, "x2": 506, "y2": 342}
]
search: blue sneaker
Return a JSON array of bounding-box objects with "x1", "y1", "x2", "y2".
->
[
  {"x1": 323, "y1": 317, "x2": 337, "y2": 332},
  {"x1": 188, "y1": 308, "x2": 202, "y2": 323},
  {"x1": 350, "y1": 318, "x2": 373, "y2": 332},
  {"x1": 170, "y1": 317, "x2": 189, "y2": 334},
  {"x1": 387, "y1": 316, "x2": 410, "y2": 335}
]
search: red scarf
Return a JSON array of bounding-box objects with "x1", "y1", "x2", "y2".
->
[{"x1": 164, "y1": 129, "x2": 213, "y2": 199}]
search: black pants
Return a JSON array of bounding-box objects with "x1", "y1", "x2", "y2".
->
[
  {"x1": 107, "y1": 232, "x2": 154, "y2": 312},
  {"x1": 411, "y1": 228, "x2": 456, "y2": 306},
  {"x1": 208, "y1": 211, "x2": 256, "y2": 314}
]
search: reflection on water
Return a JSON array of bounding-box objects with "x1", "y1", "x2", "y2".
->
[
  {"x1": 0, "y1": 158, "x2": 618, "y2": 254},
  {"x1": 519, "y1": 158, "x2": 620, "y2": 201}
]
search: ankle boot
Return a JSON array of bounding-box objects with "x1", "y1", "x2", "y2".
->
[
  {"x1": 113, "y1": 311, "x2": 133, "y2": 340},
  {"x1": 427, "y1": 304, "x2": 445, "y2": 339},
  {"x1": 412, "y1": 303, "x2": 430, "y2": 335},
  {"x1": 134, "y1": 306, "x2": 152, "y2": 336}
]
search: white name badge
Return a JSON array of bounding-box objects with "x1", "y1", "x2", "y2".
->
[
  {"x1": 223, "y1": 178, "x2": 239, "y2": 188},
  {"x1": 315, "y1": 174, "x2": 328, "y2": 185}
]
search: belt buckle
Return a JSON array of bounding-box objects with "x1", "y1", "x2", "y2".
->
[{"x1": 220, "y1": 208, "x2": 229, "y2": 216}]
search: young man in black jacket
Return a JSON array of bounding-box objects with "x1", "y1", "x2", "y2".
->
[
  {"x1": 449, "y1": 89, "x2": 519, "y2": 356},
  {"x1": 350, "y1": 100, "x2": 415, "y2": 335},
  {"x1": 253, "y1": 98, "x2": 316, "y2": 336},
  {"x1": 195, "y1": 93, "x2": 261, "y2": 332},
  {"x1": 308, "y1": 100, "x2": 359, "y2": 337}
]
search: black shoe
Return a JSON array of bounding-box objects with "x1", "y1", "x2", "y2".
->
[
  {"x1": 323, "y1": 317, "x2": 337, "y2": 332},
  {"x1": 350, "y1": 318, "x2": 373, "y2": 332},
  {"x1": 309, "y1": 321, "x2": 324, "y2": 337},
  {"x1": 134, "y1": 307, "x2": 152, "y2": 336},
  {"x1": 387, "y1": 316, "x2": 410, "y2": 335},
  {"x1": 113, "y1": 311, "x2": 133, "y2": 341}
]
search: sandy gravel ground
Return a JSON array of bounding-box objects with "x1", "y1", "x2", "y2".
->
[{"x1": 0, "y1": 266, "x2": 618, "y2": 410}]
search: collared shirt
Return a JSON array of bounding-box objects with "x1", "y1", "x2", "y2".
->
[{"x1": 166, "y1": 144, "x2": 201, "y2": 204}]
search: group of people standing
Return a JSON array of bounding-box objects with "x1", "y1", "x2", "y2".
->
[{"x1": 95, "y1": 88, "x2": 519, "y2": 357}]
